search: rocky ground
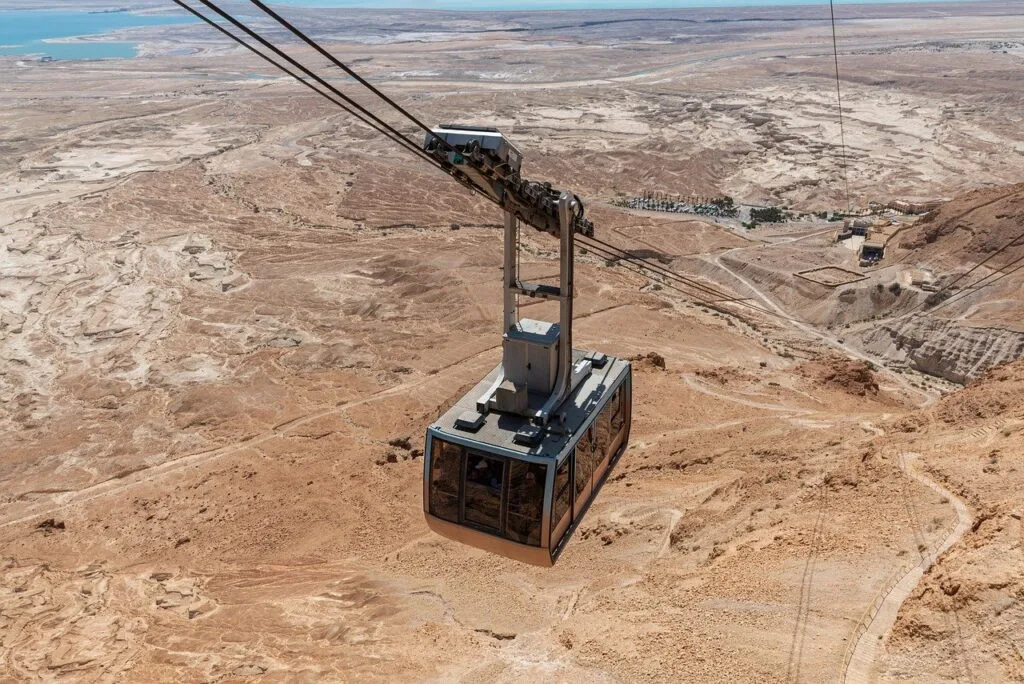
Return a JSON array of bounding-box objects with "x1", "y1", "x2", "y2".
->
[
  {"x1": 875, "y1": 360, "x2": 1024, "y2": 683},
  {"x1": 1, "y1": 2, "x2": 1023, "y2": 681}
]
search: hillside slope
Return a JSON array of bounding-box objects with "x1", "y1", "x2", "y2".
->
[
  {"x1": 856, "y1": 184, "x2": 1024, "y2": 384},
  {"x1": 875, "y1": 359, "x2": 1024, "y2": 681}
]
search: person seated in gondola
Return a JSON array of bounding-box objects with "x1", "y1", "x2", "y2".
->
[
  {"x1": 485, "y1": 462, "x2": 502, "y2": 494},
  {"x1": 508, "y1": 468, "x2": 544, "y2": 543},
  {"x1": 469, "y1": 458, "x2": 489, "y2": 483},
  {"x1": 468, "y1": 457, "x2": 502, "y2": 495}
]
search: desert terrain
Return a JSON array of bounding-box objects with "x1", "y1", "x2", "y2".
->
[{"x1": 2, "y1": 1, "x2": 1024, "y2": 681}]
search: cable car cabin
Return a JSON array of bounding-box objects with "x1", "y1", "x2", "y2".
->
[
  {"x1": 424, "y1": 353, "x2": 631, "y2": 566},
  {"x1": 419, "y1": 127, "x2": 632, "y2": 566}
]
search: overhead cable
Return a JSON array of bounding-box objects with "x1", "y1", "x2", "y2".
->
[
  {"x1": 177, "y1": 0, "x2": 801, "y2": 327},
  {"x1": 177, "y1": 0, "x2": 476, "y2": 195},
  {"x1": 910, "y1": 230, "x2": 1024, "y2": 316},
  {"x1": 171, "y1": 1, "x2": 429, "y2": 164},
  {"x1": 246, "y1": 0, "x2": 450, "y2": 149},
  {"x1": 923, "y1": 250, "x2": 1024, "y2": 316},
  {"x1": 829, "y1": 0, "x2": 852, "y2": 213}
]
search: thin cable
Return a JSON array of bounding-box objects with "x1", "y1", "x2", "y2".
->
[
  {"x1": 583, "y1": 234, "x2": 778, "y2": 311},
  {"x1": 180, "y1": 0, "x2": 508, "y2": 211},
  {"x1": 175, "y1": 0, "x2": 803, "y2": 328},
  {"x1": 579, "y1": 239, "x2": 728, "y2": 302},
  {"x1": 184, "y1": 0, "x2": 466, "y2": 191},
  {"x1": 914, "y1": 230, "x2": 1024, "y2": 311},
  {"x1": 580, "y1": 236, "x2": 799, "y2": 323},
  {"x1": 188, "y1": 0, "x2": 761, "y2": 308},
  {"x1": 578, "y1": 237, "x2": 800, "y2": 323},
  {"x1": 924, "y1": 250, "x2": 1024, "y2": 316},
  {"x1": 829, "y1": 0, "x2": 852, "y2": 213},
  {"x1": 246, "y1": 0, "x2": 450, "y2": 148},
  {"x1": 171, "y1": 0, "x2": 426, "y2": 163},
  {"x1": 579, "y1": 239, "x2": 747, "y2": 307},
  {"x1": 584, "y1": 235, "x2": 741, "y2": 301}
]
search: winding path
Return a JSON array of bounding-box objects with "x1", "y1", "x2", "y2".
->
[
  {"x1": 843, "y1": 452, "x2": 973, "y2": 684},
  {"x1": 0, "y1": 304, "x2": 628, "y2": 532},
  {"x1": 708, "y1": 248, "x2": 938, "y2": 407}
]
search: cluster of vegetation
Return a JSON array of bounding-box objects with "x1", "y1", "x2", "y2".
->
[
  {"x1": 743, "y1": 205, "x2": 793, "y2": 229},
  {"x1": 924, "y1": 290, "x2": 953, "y2": 308},
  {"x1": 616, "y1": 193, "x2": 849, "y2": 230},
  {"x1": 710, "y1": 196, "x2": 735, "y2": 210},
  {"x1": 613, "y1": 193, "x2": 739, "y2": 218},
  {"x1": 749, "y1": 206, "x2": 788, "y2": 223}
]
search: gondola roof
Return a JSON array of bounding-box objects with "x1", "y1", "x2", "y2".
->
[{"x1": 430, "y1": 351, "x2": 631, "y2": 460}]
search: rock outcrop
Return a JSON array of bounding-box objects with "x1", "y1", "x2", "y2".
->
[{"x1": 859, "y1": 317, "x2": 1024, "y2": 384}]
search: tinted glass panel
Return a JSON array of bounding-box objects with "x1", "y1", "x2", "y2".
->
[
  {"x1": 551, "y1": 458, "x2": 571, "y2": 536},
  {"x1": 624, "y1": 380, "x2": 632, "y2": 430},
  {"x1": 594, "y1": 400, "x2": 613, "y2": 462},
  {"x1": 464, "y1": 452, "x2": 504, "y2": 533},
  {"x1": 429, "y1": 438, "x2": 462, "y2": 523},
  {"x1": 506, "y1": 461, "x2": 547, "y2": 546},
  {"x1": 588, "y1": 424, "x2": 603, "y2": 477},
  {"x1": 610, "y1": 386, "x2": 625, "y2": 434},
  {"x1": 575, "y1": 430, "x2": 595, "y2": 499}
]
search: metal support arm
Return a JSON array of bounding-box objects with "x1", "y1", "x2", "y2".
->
[{"x1": 475, "y1": 193, "x2": 589, "y2": 426}]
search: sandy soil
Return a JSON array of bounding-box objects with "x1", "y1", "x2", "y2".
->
[{"x1": 2, "y1": 3, "x2": 1024, "y2": 681}]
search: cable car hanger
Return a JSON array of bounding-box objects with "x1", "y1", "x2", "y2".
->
[
  {"x1": 174, "y1": 0, "x2": 800, "y2": 325},
  {"x1": 167, "y1": 0, "x2": 809, "y2": 564}
]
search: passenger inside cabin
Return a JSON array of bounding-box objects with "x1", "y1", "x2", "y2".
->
[
  {"x1": 470, "y1": 459, "x2": 502, "y2": 491},
  {"x1": 470, "y1": 459, "x2": 488, "y2": 482},
  {"x1": 507, "y1": 463, "x2": 545, "y2": 545}
]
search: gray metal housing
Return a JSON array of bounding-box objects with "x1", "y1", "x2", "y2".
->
[{"x1": 423, "y1": 354, "x2": 632, "y2": 565}]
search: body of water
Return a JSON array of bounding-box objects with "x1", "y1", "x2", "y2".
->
[
  {"x1": 0, "y1": 1, "x2": 980, "y2": 60},
  {"x1": 0, "y1": 10, "x2": 193, "y2": 60},
  {"x1": 272, "y1": 0, "x2": 979, "y2": 8}
]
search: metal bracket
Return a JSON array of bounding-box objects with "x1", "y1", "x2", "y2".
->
[{"x1": 475, "y1": 193, "x2": 585, "y2": 425}]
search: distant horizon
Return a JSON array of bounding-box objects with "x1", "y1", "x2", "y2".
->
[
  {"x1": 267, "y1": 0, "x2": 983, "y2": 9},
  {"x1": 0, "y1": 0, "x2": 992, "y2": 61},
  {"x1": 0, "y1": 0, "x2": 991, "y2": 13}
]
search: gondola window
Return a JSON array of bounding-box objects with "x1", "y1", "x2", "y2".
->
[
  {"x1": 575, "y1": 426, "x2": 595, "y2": 498},
  {"x1": 464, "y1": 453, "x2": 504, "y2": 533},
  {"x1": 505, "y1": 461, "x2": 547, "y2": 546},
  {"x1": 429, "y1": 439, "x2": 462, "y2": 523},
  {"x1": 551, "y1": 458, "x2": 572, "y2": 537}
]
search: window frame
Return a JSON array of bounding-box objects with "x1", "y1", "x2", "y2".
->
[
  {"x1": 428, "y1": 437, "x2": 464, "y2": 523},
  {"x1": 549, "y1": 454, "x2": 573, "y2": 545},
  {"x1": 504, "y1": 459, "x2": 548, "y2": 547},
  {"x1": 550, "y1": 371, "x2": 632, "y2": 553},
  {"x1": 426, "y1": 432, "x2": 552, "y2": 549},
  {"x1": 461, "y1": 451, "x2": 508, "y2": 535},
  {"x1": 574, "y1": 427, "x2": 595, "y2": 500}
]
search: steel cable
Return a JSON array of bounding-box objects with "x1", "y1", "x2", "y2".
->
[
  {"x1": 177, "y1": 0, "x2": 483, "y2": 198},
  {"x1": 176, "y1": 0, "x2": 806, "y2": 327},
  {"x1": 246, "y1": 0, "x2": 451, "y2": 150},
  {"x1": 829, "y1": 0, "x2": 852, "y2": 213}
]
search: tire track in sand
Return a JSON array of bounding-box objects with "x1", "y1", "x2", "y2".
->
[
  {"x1": 843, "y1": 452, "x2": 973, "y2": 684},
  {"x1": 0, "y1": 344, "x2": 498, "y2": 532},
  {"x1": 1, "y1": 304, "x2": 628, "y2": 531},
  {"x1": 2, "y1": 375, "x2": 431, "y2": 531}
]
